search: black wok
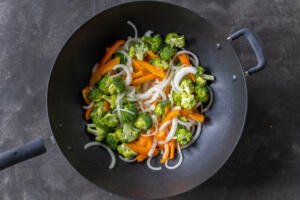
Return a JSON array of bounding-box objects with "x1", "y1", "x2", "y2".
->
[{"x1": 0, "y1": 1, "x2": 266, "y2": 199}]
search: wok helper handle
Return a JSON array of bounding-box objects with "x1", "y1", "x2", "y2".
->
[{"x1": 0, "y1": 138, "x2": 46, "y2": 170}]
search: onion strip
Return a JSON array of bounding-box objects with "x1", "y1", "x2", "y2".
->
[{"x1": 165, "y1": 142, "x2": 183, "y2": 170}]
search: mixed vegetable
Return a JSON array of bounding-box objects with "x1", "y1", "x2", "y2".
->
[{"x1": 82, "y1": 21, "x2": 215, "y2": 170}]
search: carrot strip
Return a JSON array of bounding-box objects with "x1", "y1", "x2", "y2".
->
[
  {"x1": 82, "y1": 86, "x2": 91, "y2": 104},
  {"x1": 146, "y1": 50, "x2": 159, "y2": 59},
  {"x1": 136, "y1": 154, "x2": 147, "y2": 162},
  {"x1": 169, "y1": 140, "x2": 176, "y2": 160},
  {"x1": 132, "y1": 71, "x2": 143, "y2": 79},
  {"x1": 155, "y1": 130, "x2": 166, "y2": 141},
  {"x1": 127, "y1": 143, "x2": 149, "y2": 155},
  {"x1": 131, "y1": 74, "x2": 157, "y2": 85},
  {"x1": 89, "y1": 57, "x2": 120, "y2": 86},
  {"x1": 160, "y1": 109, "x2": 181, "y2": 125},
  {"x1": 135, "y1": 60, "x2": 166, "y2": 79},
  {"x1": 99, "y1": 40, "x2": 125, "y2": 66},
  {"x1": 103, "y1": 101, "x2": 110, "y2": 112},
  {"x1": 85, "y1": 106, "x2": 94, "y2": 121},
  {"x1": 178, "y1": 54, "x2": 195, "y2": 81},
  {"x1": 160, "y1": 144, "x2": 170, "y2": 163},
  {"x1": 132, "y1": 59, "x2": 145, "y2": 72},
  {"x1": 164, "y1": 85, "x2": 172, "y2": 96},
  {"x1": 181, "y1": 109, "x2": 205, "y2": 122}
]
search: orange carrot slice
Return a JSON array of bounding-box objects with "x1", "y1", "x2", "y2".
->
[{"x1": 99, "y1": 40, "x2": 125, "y2": 66}]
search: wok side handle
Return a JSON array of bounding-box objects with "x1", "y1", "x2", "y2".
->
[
  {"x1": 0, "y1": 138, "x2": 46, "y2": 170},
  {"x1": 227, "y1": 28, "x2": 266, "y2": 75}
]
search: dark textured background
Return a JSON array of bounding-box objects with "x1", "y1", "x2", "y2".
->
[{"x1": 0, "y1": 0, "x2": 299, "y2": 199}]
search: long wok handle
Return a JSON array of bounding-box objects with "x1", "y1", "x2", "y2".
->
[
  {"x1": 0, "y1": 138, "x2": 46, "y2": 170},
  {"x1": 227, "y1": 28, "x2": 266, "y2": 75}
]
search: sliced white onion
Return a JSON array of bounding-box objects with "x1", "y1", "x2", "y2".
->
[
  {"x1": 159, "y1": 120, "x2": 172, "y2": 131},
  {"x1": 113, "y1": 64, "x2": 132, "y2": 85},
  {"x1": 116, "y1": 93, "x2": 125, "y2": 121},
  {"x1": 84, "y1": 142, "x2": 116, "y2": 169},
  {"x1": 148, "y1": 138, "x2": 158, "y2": 157},
  {"x1": 83, "y1": 102, "x2": 94, "y2": 110},
  {"x1": 124, "y1": 37, "x2": 142, "y2": 50},
  {"x1": 165, "y1": 142, "x2": 183, "y2": 170},
  {"x1": 144, "y1": 91, "x2": 159, "y2": 105},
  {"x1": 173, "y1": 67, "x2": 197, "y2": 92},
  {"x1": 165, "y1": 118, "x2": 178, "y2": 143},
  {"x1": 182, "y1": 123, "x2": 202, "y2": 149},
  {"x1": 110, "y1": 71, "x2": 125, "y2": 78},
  {"x1": 178, "y1": 120, "x2": 193, "y2": 129},
  {"x1": 172, "y1": 106, "x2": 182, "y2": 111},
  {"x1": 118, "y1": 155, "x2": 136, "y2": 163},
  {"x1": 127, "y1": 20, "x2": 138, "y2": 38},
  {"x1": 144, "y1": 30, "x2": 153, "y2": 37},
  {"x1": 147, "y1": 157, "x2": 162, "y2": 171},
  {"x1": 203, "y1": 86, "x2": 214, "y2": 112},
  {"x1": 171, "y1": 50, "x2": 199, "y2": 67},
  {"x1": 113, "y1": 108, "x2": 135, "y2": 115}
]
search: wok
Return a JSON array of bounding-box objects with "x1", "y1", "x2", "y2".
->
[{"x1": 0, "y1": 1, "x2": 266, "y2": 199}]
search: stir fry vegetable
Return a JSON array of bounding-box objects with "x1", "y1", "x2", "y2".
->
[{"x1": 82, "y1": 21, "x2": 215, "y2": 170}]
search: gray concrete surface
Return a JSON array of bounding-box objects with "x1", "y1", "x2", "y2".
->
[{"x1": 0, "y1": 0, "x2": 299, "y2": 199}]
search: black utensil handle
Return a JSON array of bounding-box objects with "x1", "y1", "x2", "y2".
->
[
  {"x1": 0, "y1": 138, "x2": 46, "y2": 170},
  {"x1": 227, "y1": 28, "x2": 266, "y2": 75}
]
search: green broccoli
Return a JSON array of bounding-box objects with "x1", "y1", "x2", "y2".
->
[
  {"x1": 99, "y1": 113, "x2": 119, "y2": 128},
  {"x1": 181, "y1": 92, "x2": 196, "y2": 109},
  {"x1": 107, "y1": 76, "x2": 126, "y2": 95},
  {"x1": 159, "y1": 45, "x2": 177, "y2": 61},
  {"x1": 142, "y1": 34, "x2": 163, "y2": 53},
  {"x1": 134, "y1": 113, "x2": 153, "y2": 130},
  {"x1": 100, "y1": 94, "x2": 117, "y2": 109},
  {"x1": 165, "y1": 32, "x2": 186, "y2": 48},
  {"x1": 112, "y1": 52, "x2": 127, "y2": 65},
  {"x1": 88, "y1": 88, "x2": 102, "y2": 102},
  {"x1": 120, "y1": 101, "x2": 138, "y2": 122},
  {"x1": 180, "y1": 78, "x2": 194, "y2": 94},
  {"x1": 116, "y1": 123, "x2": 139, "y2": 143},
  {"x1": 117, "y1": 143, "x2": 137, "y2": 158},
  {"x1": 128, "y1": 42, "x2": 148, "y2": 60},
  {"x1": 86, "y1": 123, "x2": 108, "y2": 142},
  {"x1": 150, "y1": 58, "x2": 169, "y2": 70},
  {"x1": 172, "y1": 90, "x2": 182, "y2": 106},
  {"x1": 175, "y1": 125, "x2": 193, "y2": 146},
  {"x1": 154, "y1": 101, "x2": 170, "y2": 116},
  {"x1": 98, "y1": 75, "x2": 110, "y2": 94},
  {"x1": 195, "y1": 66, "x2": 215, "y2": 86},
  {"x1": 90, "y1": 103, "x2": 109, "y2": 127},
  {"x1": 194, "y1": 85, "x2": 209, "y2": 103},
  {"x1": 105, "y1": 132, "x2": 119, "y2": 150}
]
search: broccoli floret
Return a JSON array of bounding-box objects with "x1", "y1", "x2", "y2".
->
[
  {"x1": 116, "y1": 123, "x2": 139, "y2": 143},
  {"x1": 117, "y1": 143, "x2": 137, "y2": 158},
  {"x1": 180, "y1": 78, "x2": 194, "y2": 94},
  {"x1": 165, "y1": 32, "x2": 186, "y2": 48},
  {"x1": 112, "y1": 52, "x2": 127, "y2": 65},
  {"x1": 99, "y1": 113, "x2": 119, "y2": 128},
  {"x1": 86, "y1": 123, "x2": 108, "y2": 142},
  {"x1": 108, "y1": 76, "x2": 126, "y2": 95},
  {"x1": 175, "y1": 126, "x2": 193, "y2": 146},
  {"x1": 90, "y1": 103, "x2": 109, "y2": 127},
  {"x1": 195, "y1": 66, "x2": 215, "y2": 86},
  {"x1": 101, "y1": 94, "x2": 117, "y2": 109},
  {"x1": 194, "y1": 85, "x2": 209, "y2": 103},
  {"x1": 181, "y1": 92, "x2": 196, "y2": 109},
  {"x1": 120, "y1": 102, "x2": 138, "y2": 122},
  {"x1": 159, "y1": 45, "x2": 177, "y2": 61},
  {"x1": 134, "y1": 113, "x2": 153, "y2": 130},
  {"x1": 154, "y1": 101, "x2": 170, "y2": 116},
  {"x1": 142, "y1": 34, "x2": 163, "y2": 53},
  {"x1": 98, "y1": 75, "x2": 110, "y2": 94},
  {"x1": 128, "y1": 42, "x2": 148, "y2": 60},
  {"x1": 172, "y1": 90, "x2": 182, "y2": 106},
  {"x1": 88, "y1": 88, "x2": 102, "y2": 102},
  {"x1": 105, "y1": 132, "x2": 119, "y2": 150},
  {"x1": 150, "y1": 58, "x2": 169, "y2": 70}
]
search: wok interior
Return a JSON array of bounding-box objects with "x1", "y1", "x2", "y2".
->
[{"x1": 47, "y1": 2, "x2": 247, "y2": 199}]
